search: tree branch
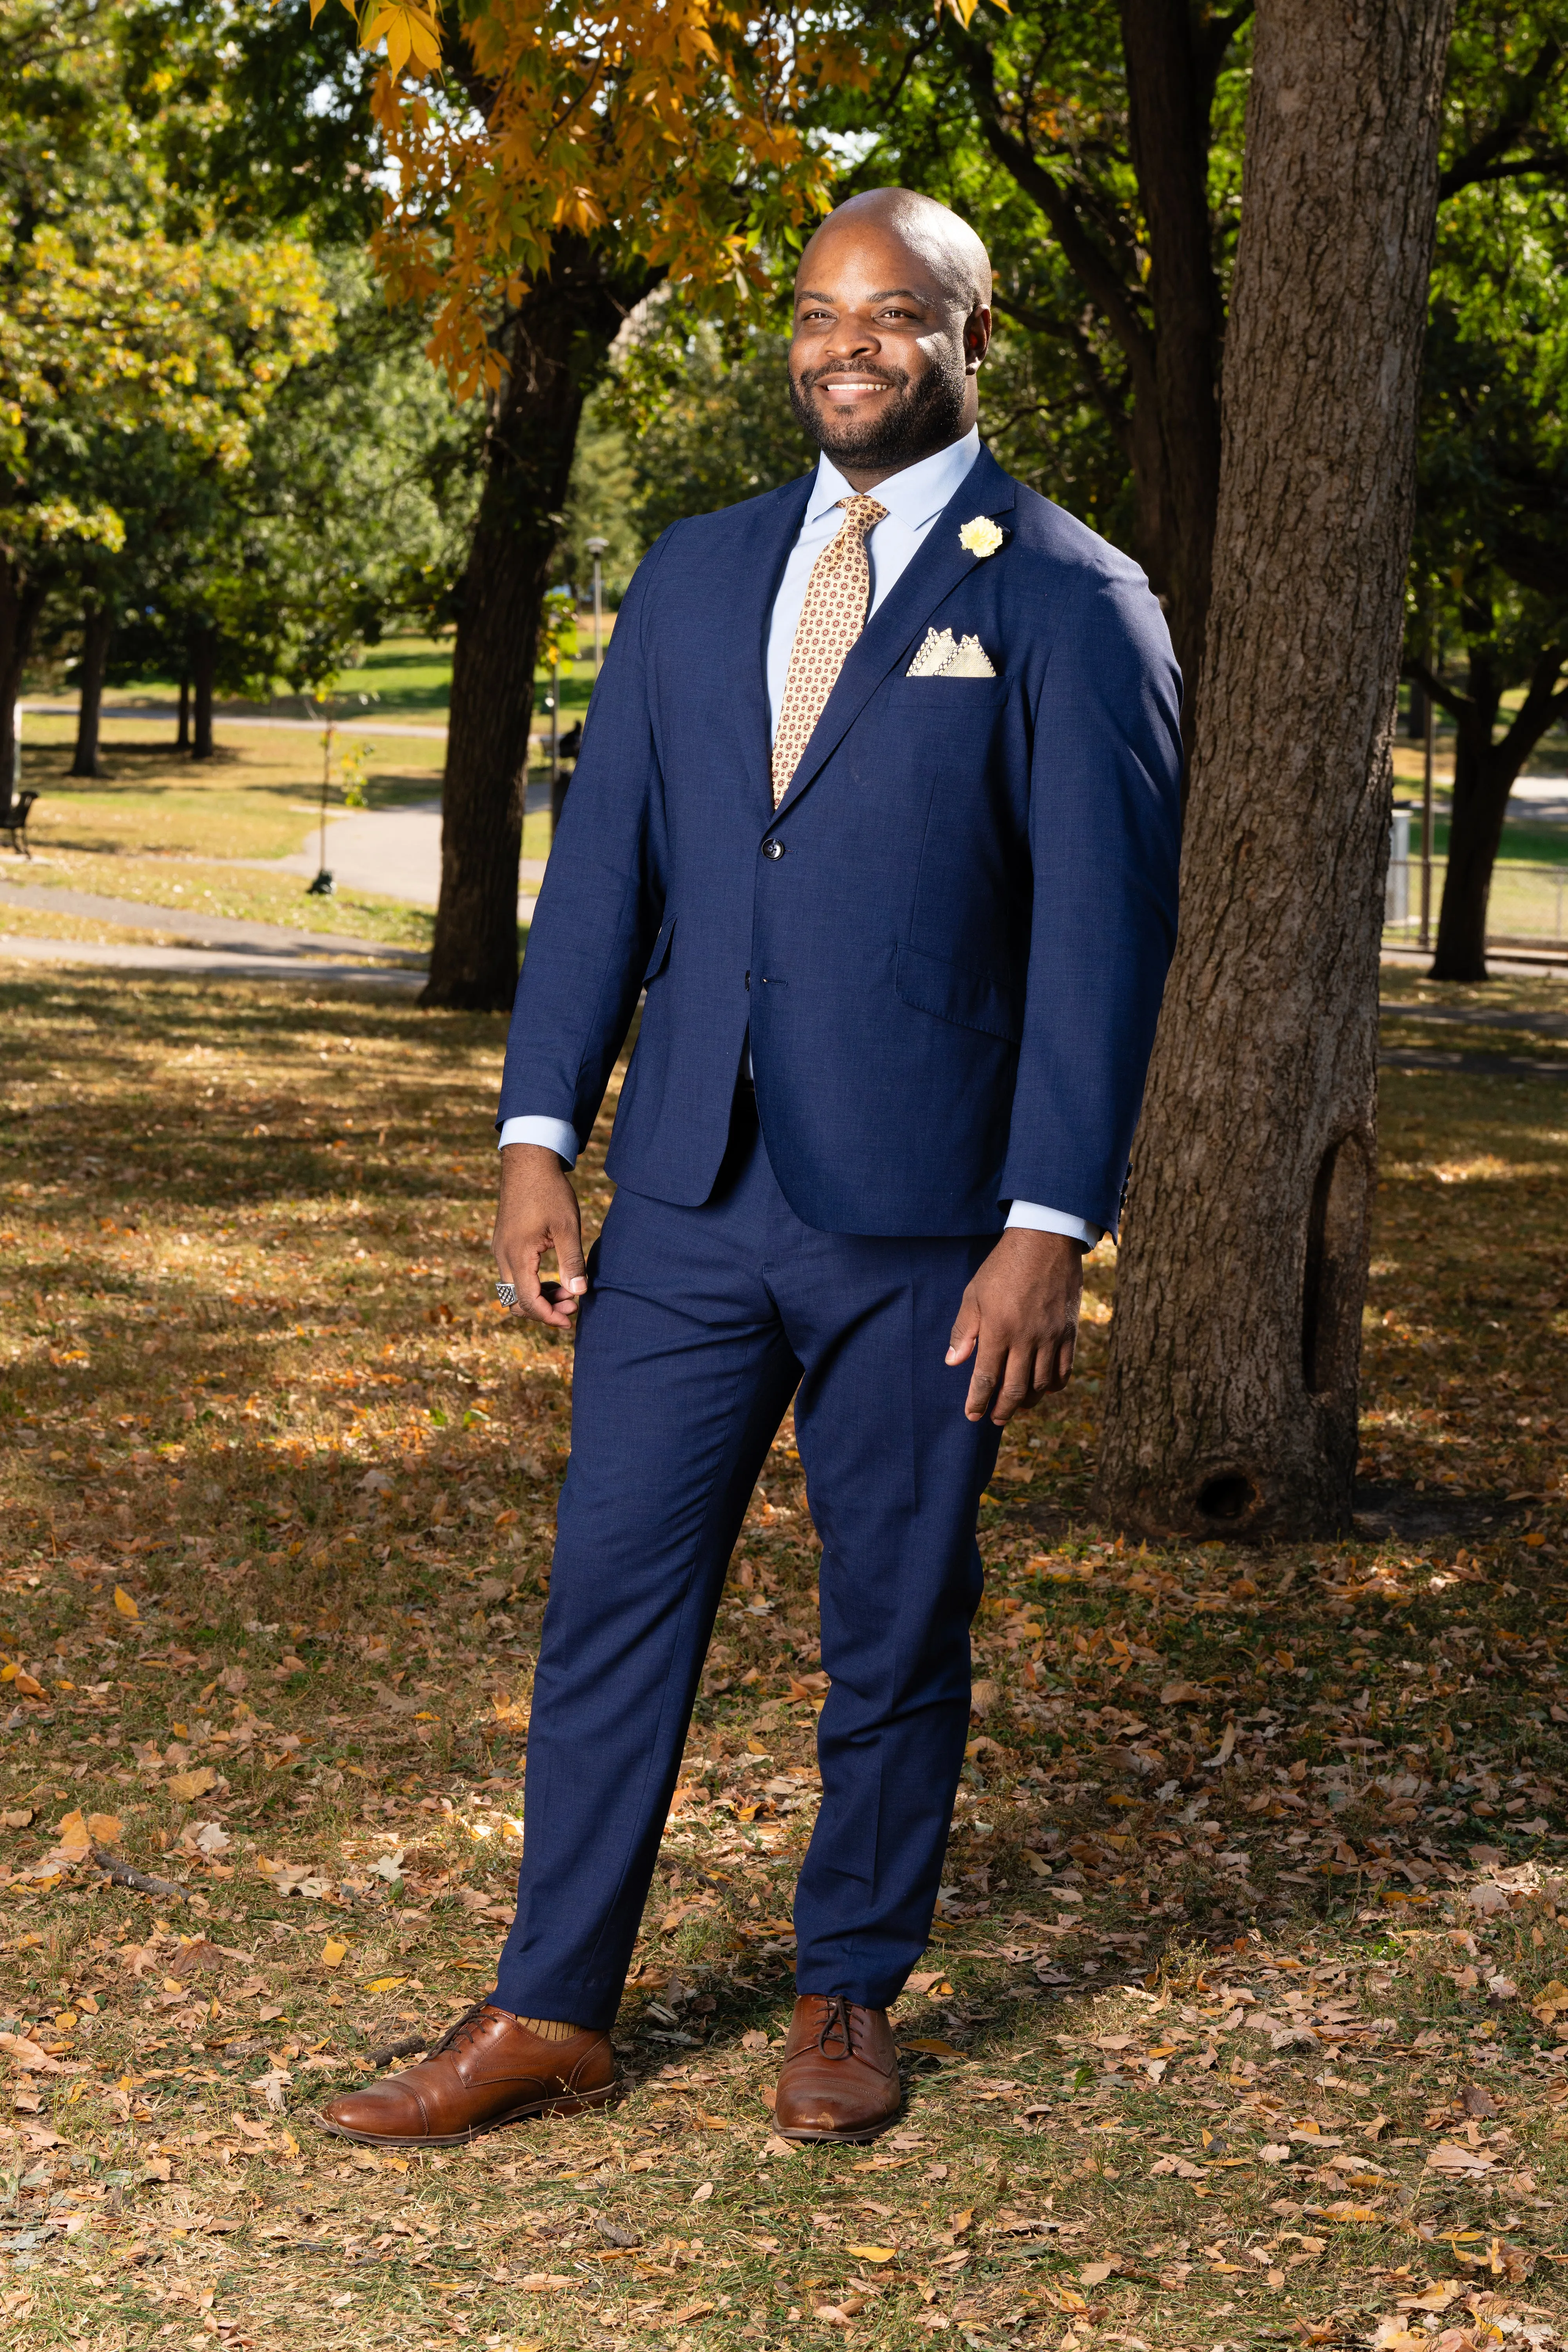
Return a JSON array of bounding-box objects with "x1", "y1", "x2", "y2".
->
[
  {"x1": 1401, "y1": 652, "x2": 1470, "y2": 728},
  {"x1": 1189, "y1": 4, "x2": 1256, "y2": 120},
  {"x1": 1439, "y1": 36, "x2": 1564, "y2": 201},
  {"x1": 1497, "y1": 523, "x2": 1568, "y2": 600},
  {"x1": 1443, "y1": 149, "x2": 1568, "y2": 191},
  {"x1": 1495, "y1": 641, "x2": 1568, "y2": 774},
  {"x1": 955, "y1": 32, "x2": 1158, "y2": 402}
]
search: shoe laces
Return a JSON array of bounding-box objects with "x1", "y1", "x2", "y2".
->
[
  {"x1": 427, "y1": 2003, "x2": 497, "y2": 2060},
  {"x1": 811, "y1": 1995, "x2": 864, "y2": 2062}
]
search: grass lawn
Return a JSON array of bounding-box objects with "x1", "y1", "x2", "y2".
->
[
  {"x1": 76, "y1": 630, "x2": 613, "y2": 730},
  {"x1": 0, "y1": 972, "x2": 1565, "y2": 2352},
  {"x1": 5, "y1": 720, "x2": 549, "y2": 953}
]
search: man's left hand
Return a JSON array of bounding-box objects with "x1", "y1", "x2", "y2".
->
[{"x1": 946, "y1": 1229, "x2": 1084, "y2": 1425}]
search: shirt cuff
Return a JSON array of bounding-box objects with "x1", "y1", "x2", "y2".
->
[
  {"x1": 1005, "y1": 1200, "x2": 1103, "y2": 1248},
  {"x1": 498, "y1": 1115, "x2": 579, "y2": 1167}
]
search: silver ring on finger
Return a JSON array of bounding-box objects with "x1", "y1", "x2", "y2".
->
[{"x1": 495, "y1": 1281, "x2": 518, "y2": 1308}]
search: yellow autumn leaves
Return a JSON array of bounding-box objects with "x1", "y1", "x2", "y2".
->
[
  {"x1": 309, "y1": 0, "x2": 441, "y2": 78},
  {"x1": 306, "y1": 0, "x2": 848, "y2": 399}
]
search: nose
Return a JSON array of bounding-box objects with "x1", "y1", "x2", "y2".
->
[{"x1": 820, "y1": 313, "x2": 880, "y2": 368}]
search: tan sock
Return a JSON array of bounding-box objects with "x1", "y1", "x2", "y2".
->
[{"x1": 510, "y1": 2015, "x2": 582, "y2": 2042}]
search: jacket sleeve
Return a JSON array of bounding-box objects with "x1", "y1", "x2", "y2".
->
[
  {"x1": 495, "y1": 528, "x2": 678, "y2": 1148},
  {"x1": 997, "y1": 556, "x2": 1183, "y2": 1236}
]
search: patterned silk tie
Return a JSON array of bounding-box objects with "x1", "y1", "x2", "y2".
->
[{"x1": 770, "y1": 493, "x2": 889, "y2": 809}]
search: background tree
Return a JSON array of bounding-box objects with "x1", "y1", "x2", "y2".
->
[
  {"x1": 94, "y1": 260, "x2": 476, "y2": 754},
  {"x1": 1403, "y1": 10, "x2": 1568, "y2": 981},
  {"x1": 831, "y1": 0, "x2": 1248, "y2": 740},
  {"x1": 0, "y1": 0, "x2": 333, "y2": 759},
  {"x1": 1093, "y1": 0, "x2": 1456, "y2": 1542},
  {"x1": 834, "y1": 1, "x2": 1564, "y2": 771},
  {"x1": 306, "y1": 0, "x2": 846, "y2": 1009}
]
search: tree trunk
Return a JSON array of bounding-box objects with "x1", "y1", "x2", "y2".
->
[
  {"x1": 966, "y1": 17, "x2": 1223, "y2": 743},
  {"x1": 422, "y1": 245, "x2": 643, "y2": 1011},
  {"x1": 177, "y1": 673, "x2": 190, "y2": 751},
  {"x1": 1094, "y1": 0, "x2": 1455, "y2": 1544},
  {"x1": 1428, "y1": 641, "x2": 1568, "y2": 981},
  {"x1": 191, "y1": 628, "x2": 216, "y2": 761},
  {"x1": 69, "y1": 602, "x2": 113, "y2": 779},
  {"x1": 1118, "y1": 0, "x2": 1225, "y2": 729},
  {"x1": 0, "y1": 556, "x2": 45, "y2": 790},
  {"x1": 1431, "y1": 746, "x2": 1508, "y2": 980}
]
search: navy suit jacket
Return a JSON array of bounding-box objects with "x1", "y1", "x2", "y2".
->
[{"x1": 497, "y1": 443, "x2": 1182, "y2": 1239}]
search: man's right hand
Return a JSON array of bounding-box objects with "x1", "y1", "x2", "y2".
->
[{"x1": 494, "y1": 1144, "x2": 588, "y2": 1330}]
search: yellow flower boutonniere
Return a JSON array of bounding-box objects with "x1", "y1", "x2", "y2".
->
[{"x1": 958, "y1": 516, "x2": 1004, "y2": 559}]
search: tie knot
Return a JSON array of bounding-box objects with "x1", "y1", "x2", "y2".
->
[{"x1": 837, "y1": 494, "x2": 888, "y2": 536}]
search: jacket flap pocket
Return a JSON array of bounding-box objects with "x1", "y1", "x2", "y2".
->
[
  {"x1": 642, "y1": 913, "x2": 676, "y2": 984},
  {"x1": 895, "y1": 942, "x2": 1022, "y2": 1044}
]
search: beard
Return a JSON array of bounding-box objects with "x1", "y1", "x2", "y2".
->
[{"x1": 789, "y1": 346, "x2": 968, "y2": 472}]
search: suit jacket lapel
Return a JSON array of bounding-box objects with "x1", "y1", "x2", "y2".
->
[
  {"x1": 726, "y1": 472, "x2": 813, "y2": 817},
  {"x1": 771, "y1": 445, "x2": 1018, "y2": 823}
]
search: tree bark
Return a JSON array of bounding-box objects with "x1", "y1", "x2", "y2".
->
[
  {"x1": 963, "y1": 11, "x2": 1230, "y2": 745},
  {"x1": 177, "y1": 673, "x2": 190, "y2": 751},
  {"x1": 1094, "y1": 0, "x2": 1455, "y2": 1543},
  {"x1": 1117, "y1": 0, "x2": 1226, "y2": 726},
  {"x1": 191, "y1": 628, "x2": 216, "y2": 762},
  {"x1": 69, "y1": 601, "x2": 113, "y2": 779},
  {"x1": 422, "y1": 244, "x2": 645, "y2": 1011}
]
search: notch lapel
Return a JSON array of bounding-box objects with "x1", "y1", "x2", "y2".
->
[
  {"x1": 724, "y1": 473, "x2": 814, "y2": 818},
  {"x1": 770, "y1": 446, "x2": 1017, "y2": 824}
]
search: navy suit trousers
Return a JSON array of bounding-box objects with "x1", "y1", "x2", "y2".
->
[{"x1": 492, "y1": 1093, "x2": 1002, "y2": 2027}]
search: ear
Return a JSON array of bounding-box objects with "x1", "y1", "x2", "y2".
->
[{"x1": 964, "y1": 302, "x2": 992, "y2": 375}]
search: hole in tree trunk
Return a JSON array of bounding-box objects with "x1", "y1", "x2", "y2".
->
[
  {"x1": 1196, "y1": 1472, "x2": 1257, "y2": 1521},
  {"x1": 1302, "y1": 1135, "x2": 1370, "y2": 1396}
]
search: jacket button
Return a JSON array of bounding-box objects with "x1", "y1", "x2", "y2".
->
[{"x1": 762, "y1": 838, "x2": 785, "y2": 860}]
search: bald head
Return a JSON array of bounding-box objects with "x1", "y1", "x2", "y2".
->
[
  {"x1": 805, "y1": 189, "x2": 993, "y2": 313},
  {"x1": 788, "y1": 188, "x2": 993, "y2": 488}
]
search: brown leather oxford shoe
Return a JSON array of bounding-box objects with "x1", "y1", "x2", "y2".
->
[
  {"x1": 316, "y1": 2005, "x2": 616, "y2": 2149},
  {"x1": 772, "y1": 1994, "x2": 902, "y2": 2143}
]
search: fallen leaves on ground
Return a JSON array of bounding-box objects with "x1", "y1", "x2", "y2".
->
[{"x1": 0, "y1": 968, "x2": 1563, "y2": 2347}]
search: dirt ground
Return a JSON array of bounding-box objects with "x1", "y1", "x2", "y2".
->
[{"x1": 0, "y1": 963, "x2": 1565, "y2": 2352}]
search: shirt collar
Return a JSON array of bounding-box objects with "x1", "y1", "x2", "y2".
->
[{"x1": 806, "y1": 425, "x2": 982, "y2": 532}]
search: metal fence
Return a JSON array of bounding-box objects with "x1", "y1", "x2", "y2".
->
[{"x1": 1385, "y1": 810, "x2": 1568, "y2": 946}]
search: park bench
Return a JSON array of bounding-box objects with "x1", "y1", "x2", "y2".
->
[{"x1": 0, "y1": 786, "x2": 36, "y2": 856}]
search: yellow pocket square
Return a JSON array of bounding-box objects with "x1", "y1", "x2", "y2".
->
[{"x1": 905, "y1": 628, "x2": 997, "y2": 679}]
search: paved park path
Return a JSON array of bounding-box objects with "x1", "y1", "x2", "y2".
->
[{"x1": 249, "y1": 794, "x2": 548, "y2": 915}]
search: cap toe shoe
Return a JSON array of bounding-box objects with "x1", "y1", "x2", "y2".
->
[
  {"x1": 772, "y1": 1995, "x2": 902, "y2": 2144},
  {"x1": 317, "y1": 2006, "x2": 615, "y2": 2149}
]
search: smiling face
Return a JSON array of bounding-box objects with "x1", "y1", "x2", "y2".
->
[{"x1": 787, "y1": 192, "x2": 992, "y2": 489}]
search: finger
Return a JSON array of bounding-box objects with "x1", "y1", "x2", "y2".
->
[
  {"x1": 553, "y1": 1209, "x2": 588, "y2": 1301},
  {"x1": 946, "y1": 1287, "x2": 980, "y2": 1367},
  {"x1": 499, "y1": 1232, "x2": 575, "y2": 1331},
  {"x1": 964, "y1": 1333, "x2": 1007, "y2": 1423},
  {"x1": 989, "y1": 1342, "x2": 1034, "y2": 1426}
]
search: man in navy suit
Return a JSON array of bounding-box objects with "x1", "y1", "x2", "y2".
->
[{"x1": 320, "y1": 188, "x2": 1181, "y2": 2153}]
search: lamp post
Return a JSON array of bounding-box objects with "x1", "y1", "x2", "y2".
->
[
  {"x1": 1419, "y1": 651, "x2": 1436, "y2": 952},
  {"x1": 307, "y1": 692, "x2": 335, "y2": 896},
  {"x1": 586, "y1": 537, "x2": 608, "y2": 676}
]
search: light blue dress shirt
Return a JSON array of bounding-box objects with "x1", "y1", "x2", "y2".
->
[{"x1": 501, "y1": 426, "x2": 1100, "y2": 1249}]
